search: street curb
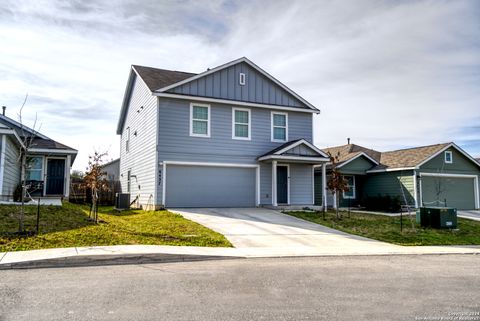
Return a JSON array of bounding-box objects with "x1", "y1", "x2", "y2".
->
[{"x1": 0, "y1": 253, "x2": 244, "y2": 270}]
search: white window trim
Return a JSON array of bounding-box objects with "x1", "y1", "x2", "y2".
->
[
  {"x1": 239, "y1": 72, "x2": 246, "y2": 85},
  {"x1": 271, "y1": 111, "x2": 288, "y2": 143},
  {"x1": 126, "y1": 127, "x2": 130, "y2": 153},
  {"x1": 342, "y1": 175, "x2": 356, "y2": 199},
  {"x1": 232, "y1": 107, "x2": 251, "y2": 140},
  {"x1": 25, "y1": 155, "x2": 44, "y2": 181},
  {"x1": 445, "y1": 151, "x2": 453, "y2": 164},
  {"x1": 189, "y1": 103, "x2": 211, "y2": 138}
]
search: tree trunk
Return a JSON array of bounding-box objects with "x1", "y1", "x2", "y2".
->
[
  {"x1": 19, "y1": 153, "x2": 26, "y2": 232},
  {"x1": 335, "y1": 191, "x2": 340, "y2": 220}
]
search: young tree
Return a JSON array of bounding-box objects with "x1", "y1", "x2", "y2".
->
[
  {"x1": 326, "y1": 151, "x2": 349, "y2": 220},
  {"x1": 84, "y1": 151, "x2": 109, "y2": 223},
  {"x1": 14, "y1": 94, "x2": 42, "y2": 233}
]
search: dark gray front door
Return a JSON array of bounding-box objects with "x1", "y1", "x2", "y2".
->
[
  {"x1": 277, "y1": 166, "x2": 288, "y2": 204},
  {"x1": 46, "y1": 159, "x2": 65, "y2": 195}
]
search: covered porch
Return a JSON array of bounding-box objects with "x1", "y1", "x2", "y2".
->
[
  {"x1": 258, "y1": 139, "x2": 330, "y2": 209},
  {"x1": 25, "y1": 152, "x2": 76, "y2": 198}
]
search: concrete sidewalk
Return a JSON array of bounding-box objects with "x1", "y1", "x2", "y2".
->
[
  {"x1": 2, "y1": 207, "x2": 480, "y2": 269},
  {"x1": 2, "y1": 243, "x2": 480, "y2": 269}
]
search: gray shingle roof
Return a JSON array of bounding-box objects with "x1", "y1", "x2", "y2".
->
[
  {"x1": 322, "y1": 142, "x2": 456, "y2": 171},
  {"x1": 132, "y1": 65, "x2": 196, "y2": 92},
  {"x1": 322, "y1": 144, "x2": 381, "y2": 165},
  {"x1": 0, "y1": 114, "x2": 76, "y2": 151},
  {"x1": 371, "y1": 143, "x2": 451, "y2": 170}
]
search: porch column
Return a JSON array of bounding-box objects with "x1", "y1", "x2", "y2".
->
[
  {"x1": 272, "y1": 160, "x2": 277, "y2": 206},
  {"x1": 65, "y1": 155, "x2": 71, "y2": 198},
  {"x1": 322, "y1": 163, "x2": 327, "y2": 210}
]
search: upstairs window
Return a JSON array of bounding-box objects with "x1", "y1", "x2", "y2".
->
[
  {"x1": 342, "y1": 175, "x2": 356, "y2": 199},
  {"x1": 232, "y1": 108, "x2": 251, "y2": 140},
  {"x1": 271, "y1": 112, "x2": 288, "y2": 142},
  {"x1": 445, "y1": 151, "x2": 452, "y2": 163},
  {"x1": 126, "y1": 127, "x2": 130, "y2": 153},
  {"x1": 190, "y1": 103, "x2": 210, "y2": 137},
  {"x1": 26, "y1": 156, "x2": 43, "y2": 181}
]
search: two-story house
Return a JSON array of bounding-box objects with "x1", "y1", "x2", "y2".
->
[{"x1": 117, "y1": 57, "x2": 329, "y2": 209}]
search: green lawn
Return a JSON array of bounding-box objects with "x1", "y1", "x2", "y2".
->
[
  {"x1": 286, "y1": 211, "x2": 480, "y2": 246},
  {"x1": 0, "y1": 202, "x2": 231, "y2": 252}
]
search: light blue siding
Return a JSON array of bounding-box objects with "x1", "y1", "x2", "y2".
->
[
  {"x1": 290, "y1": 164, "x2": 314, "y2": 205},
  {"x1": 119, "y1": 73, "x2": 158, "y2": 209},
  {"x1": 156, "y1": 97, "x2": 313, "y2": 205},
  {"x1": 260, "y1": 163, "x2": 273, "y2": 205},
  {"x1": 168, "y1": 62, "x2": 308, "y2": 109},
  {"x1": 2, "y1": 135, "x2": 20, "y2": 200}
]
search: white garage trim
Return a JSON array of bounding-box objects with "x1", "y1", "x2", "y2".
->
[
  {"x1": 413, "y1": 170, "x2": 418, "y2": 208},
  {"x1": 161, "y1": 161, "x2": 260, "y2": 206},
  {"x1": 419, "y1": 172, "x2": 479, "y2": 209}
]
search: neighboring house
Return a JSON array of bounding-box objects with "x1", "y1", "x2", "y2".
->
[
  {"x1": 117, "y1": 57, "x2": 330, "y2": 209},
  {"x1": 100, "y1": 158, "x2": 120, "y2": 181},
  {"x1": 315, "y1": 142, "x2": 480, "y2": 210},
  {"x1": 0, "y1": 111, "x2": 77, "y2": 200}
]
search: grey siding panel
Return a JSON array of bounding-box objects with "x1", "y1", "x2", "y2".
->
[
  {"x1": 290, "y1": 164, "x2": 314, "y2": 205},
  {"x1": 157, "y1": 97, "x2": 313, "y2": 205},
  {"x1": 165, "y1": 62, "x2": 308, "y2": 109},
  {"x1": 363, "y1": 171, "x2": 415, "y2": 205},
  {"x1": 260, "y1": 163, "x2": 272, "y2": 205},
  {"x1": 119, "y1": 74, "x2": 158, "y2": 209},
  {"x1": 284, "y1": 145, "x2": 317, "y2": 156},
  {"x1": 420, "y1": 147, "x2": 480, "y2": 175},
  {"x1": 2, "y1": 136, "x2": 20, "y2": 199},
  {"x1": 314, "y1": 172, "x2": 323, "y2": 205},
  {"x1": 340, "y1": 156, "x2": 375, "y2": 175},
  {"x1": 165, "y1": 165, "x2": 256, "y2": 207}
]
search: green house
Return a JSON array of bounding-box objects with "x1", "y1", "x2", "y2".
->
[{"x1": 315, "y1": 142, "x2": 480, "y2": 210}]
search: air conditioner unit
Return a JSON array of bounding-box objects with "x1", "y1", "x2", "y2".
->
[{"x1": 115, "y1": 193, "x2": 130, "y2": 209}]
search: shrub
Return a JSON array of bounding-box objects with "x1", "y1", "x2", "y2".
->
[
  {"x1": 13, "y1": 184, "x2": 22, "y2": 202},
  {"x1": 363, "y1": 195, "x2": 402, "y2": 212}
]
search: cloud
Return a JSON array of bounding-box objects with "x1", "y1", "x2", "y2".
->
[{"x1": 1, "y1": 0, "x2": 479, "y2": 171}]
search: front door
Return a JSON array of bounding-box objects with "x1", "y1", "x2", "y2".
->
[
  {"x1": 277, "y1": 166, "x2": 288, "y2": 204},
  {"x1": 46, "y1": 159, "x2": 65, "y2": 195}
]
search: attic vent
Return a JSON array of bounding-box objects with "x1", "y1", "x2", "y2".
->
[{"x1": 239, "y1": 73, "x2": 246, "y2": 86}]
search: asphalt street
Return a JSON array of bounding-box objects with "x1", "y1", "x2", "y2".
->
[{"x1": 1, "y1": 255, "x2": 479, "y2": 321}]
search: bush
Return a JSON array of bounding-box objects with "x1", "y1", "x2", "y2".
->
[
  {"x1": 13, "y1": 184, "x2": 22, "y2": 202},
  {"x1": 363, "y1": 195, "x2": 402, "y2": 212}
]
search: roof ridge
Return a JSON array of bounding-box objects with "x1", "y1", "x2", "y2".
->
[
  {"x1": 381, "y1": 142, "x2": 452, "y2": 154},
  {"x1": 132, "y1": 64, "x2": 197, "y2": 75}
]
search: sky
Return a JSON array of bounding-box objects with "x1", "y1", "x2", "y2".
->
[{"x1": 1, "y1": 0, "x2": 479, "y2": 171}]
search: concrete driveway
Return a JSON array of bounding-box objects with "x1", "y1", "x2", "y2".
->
[
  {"x1": 171, "y1": 208, "x2": 400, "y2": 256},
  {"x1": 458, "y1": 210, "x2": 480, "y2": 222}
]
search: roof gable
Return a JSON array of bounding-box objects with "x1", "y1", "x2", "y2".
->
[
  {"x1": 338, "y1": 155, "x2": 377, "y2": 174},
  {"x1": 322, "y1": 144, "x2": 381, "y2": 164},
  {"x1": 259, "y1": 139, "x2": 329, "y2": 159},
  {"x1": 157, "y1": 57, "x2": 318, "y2": 112},
  {"x1": 0, "y1": 115, "x2": 76, "y2": 152},
  {"x1": 132, "y1": 65, "x2": 196, "y2": 92},
  {"x1": 369, "y1": 143, "x2": 451, "y2": 171}
]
